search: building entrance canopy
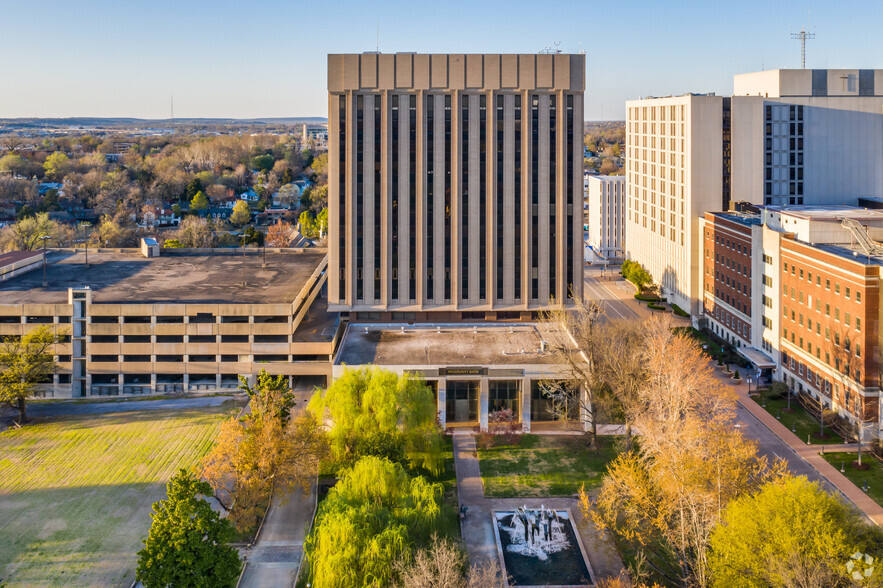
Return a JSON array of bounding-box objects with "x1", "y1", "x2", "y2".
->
[{"x1": 736, "y1": 347, "x2": 776, "y2": 369}]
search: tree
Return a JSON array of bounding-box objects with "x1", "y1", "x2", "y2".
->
[
  {"x1": 596, "y1": 319, "x2": 646, "y2": 450},
  {"x1": 136, "y1": 469, "x2": 240, "y2": 588},
  {"x1": 599, "y1": 158, "x2": 619, "y2": 175},
  {"x1": 310, "y1": 152, "x2": 328, "y2": 184},
  {"x1": 304, "y1": 456, "x2": 444, "y2": 588},
  {"x1": 540, "y1": 296, "x2": 604, "y2": 443},
  {"x1": 184, "y1": 177, "x2": 204, "y2": 200},
  {"x1": 175, "y1": 216, "x2": 214, "y2": 248},
  {"x1": 238, "y1": 370, "x2": 294, "y2": 425},
  {"x1": 190, "y1": 190, "x2": 209, "y2": 211},
  {"x1": 265, "y1": 219, "x2": 296, "y2": 247},
  {"x1": 230, "y1": 200, "x2": 251, "y2": 226},
  {"x1": 394, "y1": 535, "x2": 504, "y2": 588},
  {"x1": 0, "y1": 326, "x2": 65, "y2": 424},
  {"x1": 587, "y1": 317, "x2": 787, "y2": 587},
  {"x1": 250, "y1": 153, "x2": 275, "y2": 172},
  {"x1": 275, "y1": 183, "x2": 300, "y2": 208},
  {"x1": 0, "y1": 153, "x2": 39, "y2": 177},
  {"x1": 43, "y1": 152, "x2": 70, "y2": 180},
  {"x1": 240, "y1": 226, "x2": 264, "y2": 247},
  {"x1": 92, "y1": 215, "x2": 134, "y2": 248},
  {"x1": 298, "y1": 209, "x2": 327, "y2": 239},
  {"x1": 308, "y1": 367, "x2": 443, "y2": 475},
  {"x1": 201, "y1": 373, "x2": 326, "y2": 532},
  {"x1": 708, "y1": 476, "x2": 883, "y2": 588},
  {"x1": 0, "y1": 212, "x2": 66, "y2": 251}
]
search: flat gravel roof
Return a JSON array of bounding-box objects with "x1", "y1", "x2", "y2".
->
[
  {"x1": 335, "y1": 323, "x2": 567, "y2": 366},
  {"x1": 0, "y1": 249, "x2": 326, "y2": 305}
]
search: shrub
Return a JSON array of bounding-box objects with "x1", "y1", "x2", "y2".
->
[
  {"x1": 732, "y1": 370, "x2": 741, "y2": 380},
  {"x1": 671, "y1": 304, "x2": 690, "y2": 317},
  {"x1": 647, "y1": 303, "x2": 666, "y2": 311},
  {"x1": 634, "y1": 293, "x2": 661, "y2": 302}
]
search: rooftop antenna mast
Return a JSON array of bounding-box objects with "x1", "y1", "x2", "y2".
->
[{"x1": 790, "y1": 27, "x2": 815, "y2": 69}]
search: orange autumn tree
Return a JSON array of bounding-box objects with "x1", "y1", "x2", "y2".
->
[
  {"x1": 201, "y1": 371, "x2": 327, "y2": 531},
  {"x1": 585, "y1": 316, "x2": 787, "y2": 587}
]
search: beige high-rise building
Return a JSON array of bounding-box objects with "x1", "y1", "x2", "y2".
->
[
  {"x1": 626, "y1": 69, "x2": 883, "y2": 317},
  {"x1": 327, "y1": 53, "x2": 585, "y2": 319}
]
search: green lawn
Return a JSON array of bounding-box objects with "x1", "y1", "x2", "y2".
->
[
  {"x1": 750, "y1": 393, "x2": 846, "y2": 445},
  {"x1": 822, "y1": 453, "x2": 883, "y2": 508},
  {"x1": 0, "y1": 403, "x2": 238, "y2": 587},
  {"x1": 477, "y1": 434, "x2": 621, "y2": 497}
]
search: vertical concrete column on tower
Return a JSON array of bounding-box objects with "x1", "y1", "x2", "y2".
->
[
  {"x1": 151, "y1": 372, "x2": 157, "y2": 395},
  {"x1": 521, "y1": 376, "x2": 532, "y2": 432},
  {"x1": 437, "y1": 379, "x2": 447, "y2": 429},
  {"x1": 479, "y1": 377, "x2": 489, "y2": 432},
  {"x1": 216, "y1": 373, "x2": 222, "y2": 390},
  {"x1": 183, "y1": 373, "x2": 190, "y2": 394}
]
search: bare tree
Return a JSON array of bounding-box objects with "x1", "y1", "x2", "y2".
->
[
  {"x1": 540, "y1": 297, "x2": 605, "y2": 444},
  {"x1": 596, "y1": 318, "x2": 647, "y2": 450}
]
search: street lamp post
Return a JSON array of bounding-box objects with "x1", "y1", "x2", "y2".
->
[
  {"x1": 79, "y1": 222, "x2": 92, "y2": 269},
  {"x1": 39, "y1": 235, "x2": 50, "y2": 287}
]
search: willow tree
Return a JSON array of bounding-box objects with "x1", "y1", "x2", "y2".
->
[
  {"x1": 308, "y1": 367, "x2": 442, "y2": 475},
  {"x1": 305, "y1": 456, "x2": 444, "y2": 588}
]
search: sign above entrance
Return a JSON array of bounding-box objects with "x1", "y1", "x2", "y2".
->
[{"x1": 441, "y1": 367, "x2": 487, "y2": 377}]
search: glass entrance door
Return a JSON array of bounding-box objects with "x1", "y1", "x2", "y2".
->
[{"x1": 446, "y1": 380, "x2": 479, "y2": 423}]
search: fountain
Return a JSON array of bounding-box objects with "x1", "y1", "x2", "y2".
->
[{"x1": 493, "y1": 508, "x2": 594, "y2": 587}]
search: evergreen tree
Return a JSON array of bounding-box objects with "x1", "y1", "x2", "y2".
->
[{"x1": 136, "y1": 469, "x2": 240, "y2": 588}]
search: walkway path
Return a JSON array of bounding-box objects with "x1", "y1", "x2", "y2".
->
[
  {"x1": 452, "y1": 433, "x2": 625, "y2": 583},
  {"x1": 714, "y1": 368, "x2": 883, "y2": 526},
  {"x1": 238, "y1": 481, "x2": 316, "y2": 588},
  {"x1": 238, "y1": 379, "x2": 320, "y2": 588}
]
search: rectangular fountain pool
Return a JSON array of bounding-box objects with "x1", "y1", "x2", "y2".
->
[{"x1": 493, "y1": 509, "x2": 594, "y2": 587}]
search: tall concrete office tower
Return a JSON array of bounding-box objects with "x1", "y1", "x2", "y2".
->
[
  {"x1": 327, "y1": 53, "x2": 585, "y2": 320},
  {"x1": 625, "y1": 69, "x2": 883, "y2": 317}
]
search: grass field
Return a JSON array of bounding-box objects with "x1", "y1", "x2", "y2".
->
[
  {"x1": 822, "y1": 452, "x2": 883, "y2": 508},
  {"x1": 477, "y1": 434, "x2": 621, "y2": 497},
  {"x1": 0, "y1": 403, "x2": 237, "y2": 587}
]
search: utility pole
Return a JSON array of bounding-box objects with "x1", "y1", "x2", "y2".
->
[{"x1": 790, "y1": 28, "x2": 815, "y2": 69}]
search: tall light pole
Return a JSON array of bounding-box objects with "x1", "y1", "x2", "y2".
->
[
  {"x1": 79, "y1": 222, "x2": 92, "y2": 269},
  {"x1": 39, "y1": 235, "x2": 50, "y2": 287}
]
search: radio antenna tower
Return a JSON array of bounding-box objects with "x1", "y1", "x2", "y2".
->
[{"x1": 790, "y1": 28, "x2": 815, "y2": 69}]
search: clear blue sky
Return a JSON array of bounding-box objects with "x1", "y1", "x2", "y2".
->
[{"x1": 2, "y1": 0, "x2": 881, "y2": 120}]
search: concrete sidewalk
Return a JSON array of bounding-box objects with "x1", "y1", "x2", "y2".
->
[
  {"x1": 452, "y1": 435, "x2": 625, "y2": 582},
  {"x1": 237, "y1": 480, "x2": 316, "y2": 588},
  {"x1": 714, "y1": 367, "x2": 883, "y2": 526}
]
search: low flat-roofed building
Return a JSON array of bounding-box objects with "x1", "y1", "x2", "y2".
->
[
  {"x1": 334, "y1": 322, "x2": 586, "y2": 432},
  {"x1": 0, "y1": 248, "x2": 339, "y2": 397}
]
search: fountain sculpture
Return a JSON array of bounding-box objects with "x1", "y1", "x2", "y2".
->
[{"x1": 493, "y1": 508, "x2": 593, "y2": 586}]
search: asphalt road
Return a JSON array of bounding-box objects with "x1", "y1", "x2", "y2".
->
[
  {"x1": 26, "y1": 394, "x2": 235, "y2": 418},
  {"x1": 583, "y1": 268, "x2": 640, "y2": 321},
  {"x1": 583, "y1": 263, "x2": 837, "y2": 492},
  {"x1": 733, "y1": 399, "x2": 836, "y2": 493}
]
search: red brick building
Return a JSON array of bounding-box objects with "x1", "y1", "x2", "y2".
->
[
  {"x1": 703, "y1": 212, "x2": 757, "y2": 346},
  {"x1": 778, "y1": 234, "x2": 880, "y2": 424}
]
